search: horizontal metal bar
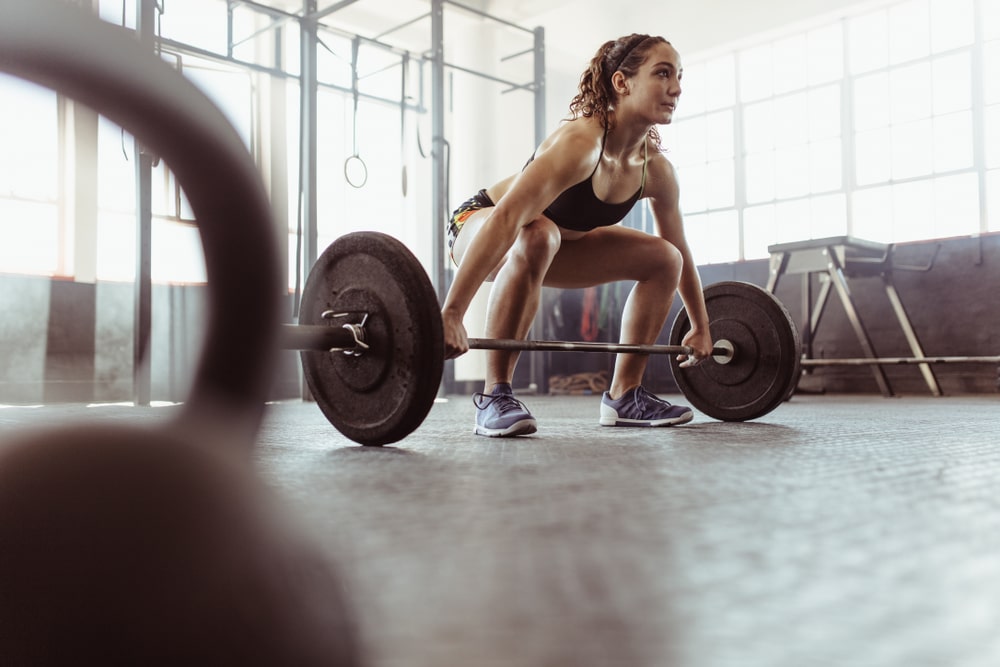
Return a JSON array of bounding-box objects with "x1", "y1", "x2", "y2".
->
[
  {"x1": 156, "y1": 37, "x2": 425, "y2": 113},
  {"x1": 280, "y1": 324, "x2": 356, "y2": 350},
  {"x1": 373, "y1": 11, "x2": 431, "y2": 41},
  {"x1": 468, "y1": 338, "x2": 707, "y2": 356},
  {"x1": 801, "y1": 356, "x2": 1000, "y2": 367},
  {"x1": 443, "y1": 60, "x2": 534, "y2": 91}
]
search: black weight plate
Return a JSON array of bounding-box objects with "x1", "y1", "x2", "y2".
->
[
  {"x1": 668, "y1": 281, "x2": 800, "y2": 422},
  {"x1": 299, "y1": 232, "x2": 444, "y2": 445}
]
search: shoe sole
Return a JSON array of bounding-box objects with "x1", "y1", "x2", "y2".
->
[
  {"x1": 474, "y1": 419, "x2": 538, "y2": 437},
  {"x1": 599, "y1": 410, "x2": 694, "y2": 427}
]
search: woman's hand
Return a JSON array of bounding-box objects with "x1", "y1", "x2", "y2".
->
[
  {"x1": 676, "y1": 327, "x2": 714, "y2": 368},
  {"x1": 442, "y1": 308, "x2": 470, "y2": 360}
]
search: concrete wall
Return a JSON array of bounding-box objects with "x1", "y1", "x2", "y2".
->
[{"x1": 0, "y1": 278, "x2": 301, "y2": 404}]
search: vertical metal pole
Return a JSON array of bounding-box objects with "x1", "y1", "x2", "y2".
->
[
  {"x1": 133, "y1": 0, "x2": 156, "y2": 407},
  {"x1": 530, "y1": 25, "x2": 546, "y2": 392},
  {"x1": 300, "y1": 1, "x2": 318, "y2": 290},
  {"x1": 431, "y1": 0, "x2": 446, "y2": 300},
  {"x1": 298, "y1": 0, "x2": 319, "y2": 399},
  {"x1": 532, "y1": 27, "x2": 545, "y2": 149},
  {"x1": 431, "y1": 0, "x2": 451, "y2": 394}
]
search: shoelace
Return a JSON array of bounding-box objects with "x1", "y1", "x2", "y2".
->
[
  {"x1": 631, "y1": 387, "x2": 673, "y2": 414},
  {"x1": 472, "y1": 392, "x2": 529, "y2": 415}
]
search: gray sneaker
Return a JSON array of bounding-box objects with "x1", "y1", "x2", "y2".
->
[
  {"x1": 599, "y1": 386, "x2": 693, "y2": 427},
  {"x1": 473, "y1": 383, "x2": 537, "y2": 437}
]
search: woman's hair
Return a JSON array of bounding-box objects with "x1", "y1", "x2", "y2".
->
[{"x1": 567, "y1": 34, "x2": 670, "y2": 148}]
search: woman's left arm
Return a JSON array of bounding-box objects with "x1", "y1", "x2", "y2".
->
[{"x1": 645, "y1": 151, "x2": 713, "y2": 364}]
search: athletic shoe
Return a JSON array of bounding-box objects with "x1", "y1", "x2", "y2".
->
[
  {"x1": 599, "y1": 386, "x2": 693, "y2": 427},
  {"x1": 473, "y1": 383, "x2": 538, "y2": 437}
]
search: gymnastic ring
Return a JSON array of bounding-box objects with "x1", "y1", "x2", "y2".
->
[
  {"x1": 0, "y1": 0, "x2": 283, "y2": 441},
  {"x1": 344, "y1": 154, "x2": 368, "y2": 188}
]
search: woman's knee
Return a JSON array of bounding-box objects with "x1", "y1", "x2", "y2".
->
[
  {"x1": 510, "y1": 219, "x2": 561, "y2": 268},
  {"x1": 638, "y1": 238, "x2": 683, "y2": 284}
]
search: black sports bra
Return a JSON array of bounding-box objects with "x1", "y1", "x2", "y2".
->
[{"x1": 525, "y1": 130, "x2": 648, "y2": 232}]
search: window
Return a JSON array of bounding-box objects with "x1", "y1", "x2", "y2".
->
[
  {"x1": 0, "y1": 74, "x2": 60, "y2": 276},
  {"x1": 667, "y1": 0, "x2": 990, "y2": 265}
]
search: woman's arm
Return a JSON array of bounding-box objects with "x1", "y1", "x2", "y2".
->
[
  {"x1": 441, "y1": 122, "x2": 603, "y2": 358},
  {"x1": 644, "y1": 151, "x2": 713, "y2": 364}
]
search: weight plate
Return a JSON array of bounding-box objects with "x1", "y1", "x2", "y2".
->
[
  {"x1": 669, "y1": 282, "x2": 801, "y2": 422},
  {"x1": 299, "y1": 232, "x2": 444, "y2": 445}
]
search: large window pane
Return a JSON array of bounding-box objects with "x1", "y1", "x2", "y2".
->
[
  {"x1": 931, "y1": 111, "x2": 973, "y2": 172},
  {"x1": 854, "y1": 72, "x2": 890, "y2": 131},
  {"x1": 891, "y1": 119, "x2": 933, "y2": 179},
  {"x1": 739, "y1": 45, "x2": 773, "y2": 102},
  {"x1": 705, "y1": 111, "x2": 734, "y2": 161},
  {"x1": 743, "y1": 204, "x2": 776, "y2": 259},
  {"x1": 849, "y1": 10, "x2": 888, "y2": 74},
  {"x1": 855, "y1": 128, "x2": 891, "y2": 185},
  {"x1": 808, "y1": 85, "x2": 841, "y2": 141},
  {"x1": 772, "y1": 35, "x2": 807, "y2": 94},
  {"x1": 889, "y1": 0, "x2": 930, "y2": 65},
  {"x1": 772, "y1": 93, "x2": 808, "y2": 148},
  {"x1": 0, "y1": 200, "x2": 59, "y2": 276},
  {"x1": 986, "y1": 1, "x2": 1000, "y2": 41},
  {"x1": 892, "y1": 179, "x2": 935, "y2": 241},
  {"x1": 96, "y1": 212, "x2": 135, "y2": 282},
  {"x1": 745, "y1": 151, "x2": 775, "y2": 203},
  {"x1": 988, "y1": 169, "x2": 1000, "y2": 231},
  {"x1": 743, "y1": 101, "x2": 775, "y2": 153},
  {"x1": 159, "y1": 0, "x2": 229, "y2": 55},
  {"x1": 774, "y1": 198, "x2": 811, "y2": 243},
  {"x1": 807, "y1": 24, "x2": 843, "y2": 85},
  {"x1": 686, "y1": 210, "x2": 740, "y2": 264},
  {"x1": 679, "y1": 163, "x2": 708, "y2": 213},
  {"x1": 0, "y1": 75, "x2": 57, "y2": 202},
  {"x1": 705, "y1": 56, "x2": 736, "y2": 110},
  {"x1": 986, "y1": 105, "x2": 1000, "y2": 169},
  {"x1": 184, "y1": 63, "x2": 254, "y2": 151},
  {"x1": 706, "y1": 159, "x2": 735, "y2": 209},
  {"x1": 853, "y1": 186, "x2": 893, "y2": 242},
  {"x1": 931, "y1": 53, "x2": 971, "y2": 116},
  {"x1": 774, "y1": 145, "x2": 810, "y2": 199},
  {"x1": 672, "y1": 116, "x2": 707, "y2": 167},
  {"x1": 932, "y1": 173, "x2": 979, "y2": 237},
  {"x1": 985, "y1": 42, "x2": 1000, "y2": 106},
  {"x1": 890, "y1": 62, "x2": 930, "y2": 124},
  {"x1": 810, "y1": 193, "x2": 847, "y2": 238},
  {"x1": 929, "y1": 0, "x2": 973, "y2": 53},
  {"x1": 151, "y1": 221, "x2": 206, "y2": 284},
  {"x1": 809, "y1": 139, "x2": 842, "y2": 193},
  {"x1": 680, "y1": 62, "x2": 707, "y2": 116}
]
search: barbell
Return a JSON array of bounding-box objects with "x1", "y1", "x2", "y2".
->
[{"x1": 291, "y1": 232, "x2": 804, "y2": 445}]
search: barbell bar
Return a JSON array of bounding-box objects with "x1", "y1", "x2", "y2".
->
[
  {"x1": 801, "y1": 355, "x2": 1000, "y2": 366},
  {"x1": 281, "y1": 324, "x2": 734, "y2": 360}
]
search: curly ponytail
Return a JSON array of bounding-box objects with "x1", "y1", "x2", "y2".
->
[{"x1": 567, "y1": 34, "x2": 670, "y2": 148}]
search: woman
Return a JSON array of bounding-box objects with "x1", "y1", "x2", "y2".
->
[{"x1": 443, "y1": 33, "x2": 714, "y2": 437}]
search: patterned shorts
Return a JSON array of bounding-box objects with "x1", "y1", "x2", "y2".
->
[{"x1": 447, "y1": 188, "x2": 495, "y2": 263}]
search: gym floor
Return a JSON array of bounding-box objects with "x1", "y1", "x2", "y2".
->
[{"x1": 5, "y1": 392, "x2": 1000, "y2": 666}]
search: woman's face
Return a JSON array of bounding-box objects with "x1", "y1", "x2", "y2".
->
[{"x1": 621, "y1": 42, "x2": 683, "y2": 125}]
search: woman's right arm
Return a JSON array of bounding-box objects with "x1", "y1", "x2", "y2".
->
[{"x1": 440, "y1": 124, "x2": 599, "y2": 359}]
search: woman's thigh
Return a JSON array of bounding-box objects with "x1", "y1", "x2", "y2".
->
[
  {"x1": 543, "y1": 225, "x2": 681, "y2": 289},
  {"x1": 450, "y1": 208, "x2": 506, "y2": 280}
]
